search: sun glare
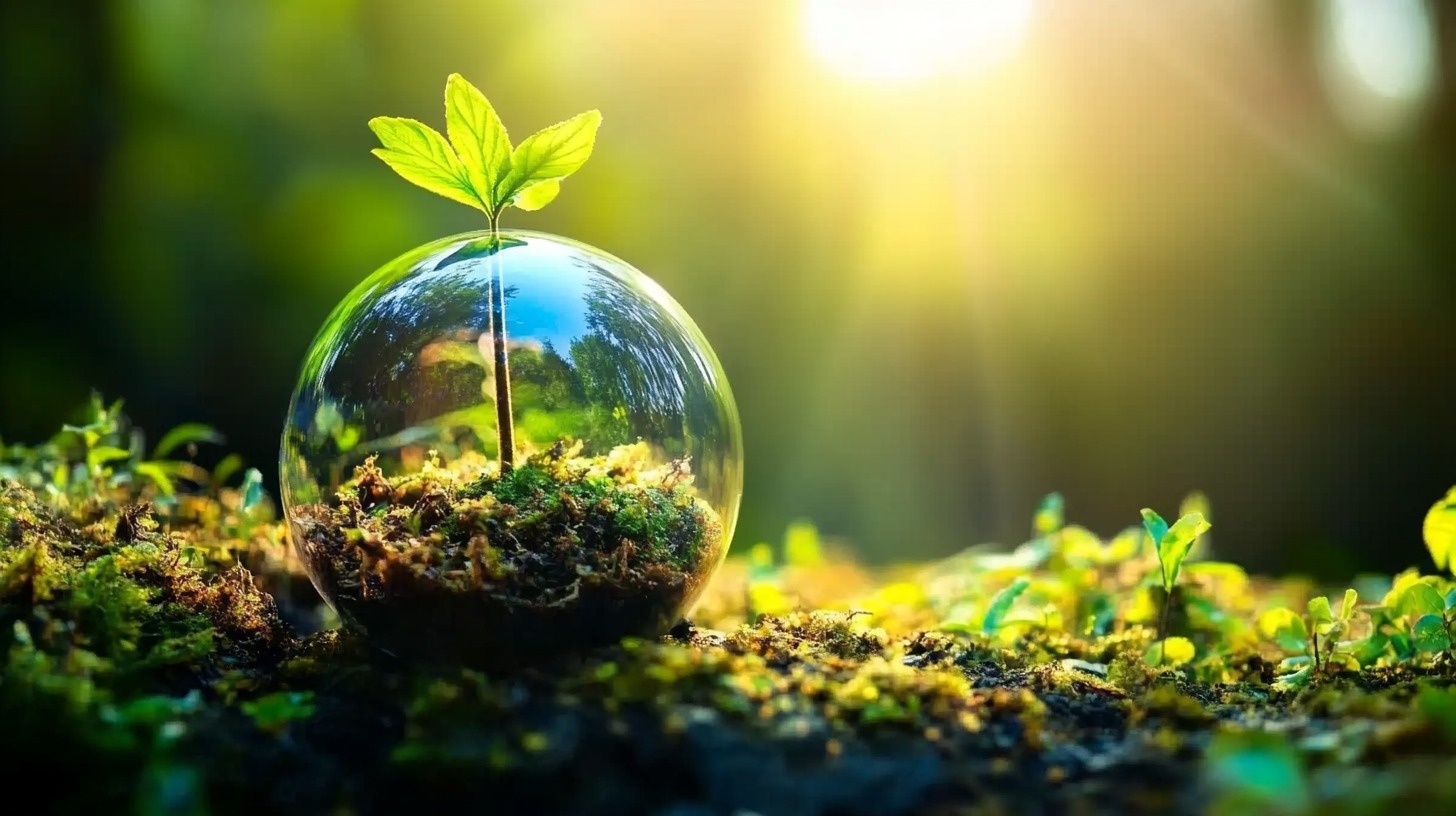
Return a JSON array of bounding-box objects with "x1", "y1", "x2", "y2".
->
[{"x1": 803, "y1": 0, "x2": 1035, "y2": 83}]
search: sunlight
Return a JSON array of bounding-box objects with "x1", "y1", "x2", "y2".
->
[
  {"x1": 1320, "y1": 0, "x2": 1437, "y2": 136},
  {"x1": 803, "y1": 0, "x2": 1034, "y2": 83}
]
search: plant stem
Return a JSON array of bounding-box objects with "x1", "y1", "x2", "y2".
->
[
  {"x1": 486, "y1": 215, "x2": 515, "y2": 473},
  {"x1": 1157, "y1": 587, "x2": 1172, "y2": 666}
]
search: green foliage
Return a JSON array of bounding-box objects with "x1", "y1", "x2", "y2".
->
[
  {"x1": 1140, "y1": 508, "x2": 1211, "y2": 594},
  {"x1": 1145, "y1": 636, "x2": 1196, "y2": 667},
  {"x1": 1425, "y1": 486, "x2": 1456, "y2": 574},
  {"x1": 370, "y1": 73, "x2": 601, "y2": 226},
  {"x1": 981, "y1": 576, "x2": 1031, "y2": 635},
  {"x1": 0, "y1": 392, "x2": 232, "y2": 502},
  {"x1": 241, "y1": 691, "x2": 317, "y2": 736}
]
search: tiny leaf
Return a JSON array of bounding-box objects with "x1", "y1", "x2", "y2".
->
[
  {"x1": 1146, "y1": 636, "x2": 1196, "y2": 667},
  {"x1": 1258, "y1": 607, "x2": 1309, "y2": 653},
  {"x1": 982, "y1": 576, "x2": 1031, "y2": 636},
  {"x1": 1423, "y1": 486, "x2": 1456, "y2": 573},
  {"x1": 369, "y1": 116, "x2": 486, "y2": 213},
  {"x1": 1307, "y1": 596, "x2": 1333, "y2": 626},
  {"x1": 512, "y1": 179, "x2": 560, "y2": 211},
  {"x1": 499, "y1": 110, "x2": 602, "y2": 204},
  {"x1": 152, "y1": 423, "x2": 225, "y2": 459},
  {"x1": 1399, "y1": 582, "x2": 1446, "y2": 618},
  {"x1": 1157, "y1": 512, "x2": 1211, "y2": 592},
  {"x1": 1340, "y1": 588, "x2": 1359, "y2": 621},
  {"x1": 1140, "y1": 508, "x2": 1168, "y2": 554},
  {"x1": 1413, "y1": 613, "x2": 1451, "y2": 652},
  {"x1": 444, "y1": 74, "x2": 512, "y2": 213},
  {"x1": 1034, "y1": 492, "x2": 1064, "y2": 537}
]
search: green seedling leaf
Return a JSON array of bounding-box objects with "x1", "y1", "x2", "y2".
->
[
  {"x1": 444, "y1": 73, "x2": 512, "y2": 211},
  {"x1": 1274, "y1": 664, "x2": 1313, "y2": 690},
  {"x1": 1308, "y1": 595, "x2": 1334, "y2": 626},
  {"x1": 152, "y1": 423, "x2": 224, "y2": 459},
  {"x1": 369, "y1": 116, "x2": 485, "y2": 213},
  {"x1": 1156, "y1": 512, "x2": 1211, "y2": 592},
  {"x1": 1145, "y1": 636, "x2": 1196, "y2": 667},
  {"x1": 1340, "y1": 588, "x2": 1359, "y2": 621},
  {"x1": 1034, "y1": 492, "x2": 1064, "y2": 537},
  {"x1": 373, "y1": 76, "x2": 600, "y2": 225},
  {"x1": 1424, "y1": 486, "x2": 1456, "y2": 573},
  {"x1": 512, "y1": 179, "x2": 560, "y2": 211},
  {"x1": 88, "y1": 445, "x2": 132, "y2": 469},
  {"x1": 982, "y1": 576, "x2": 1032, "y2": 635},
  {"x1": 134, "y1": 462, "x2": 174, "y2": 497},
  {"x1": 1349, "y1": 632, "x2": 1390, "y2": 666},
  {"x1": 498, "y1": 109, "x2": 602, "y2": 204},
  {"x1": 211, "y1": 453, "x2": 244, "y2": 488},
  {"x1": 1258, "y1": 607, "x2": 1309, "y2": 653},
  {"x1": 1412, "y1": 613, "x2": 1451, "y2": 652},
  {"x1": 1398, "y1": 582, "x2": 1446, "y2": 618},
  {"x1": 1446, "y1": 588, "x2": 1456, "y2": 611},
  {"x1": 1140, "y1": 508, "x2": 1169, "y2": 551}
]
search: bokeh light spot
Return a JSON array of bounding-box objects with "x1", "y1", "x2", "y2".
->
[
  {"x1": 803, "y1": 0, "x2": 1034, "y2": 83},
  {"x1": 1321, "y1": 0, "x2": 1438, "y2": 137}
]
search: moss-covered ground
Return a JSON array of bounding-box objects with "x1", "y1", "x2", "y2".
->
[
  {"x1": 291, "y1": 440, "x2": 722, "y2": 667},
  {"x1": 2, "y1": 404, "x2": 1454, "y2": 815}
]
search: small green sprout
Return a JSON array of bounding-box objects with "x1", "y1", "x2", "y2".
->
[
  {"x1": 1140, "y1": 508, "x2": 1211, "y2": 661},
  {"x1": 981, "y1": 576, "x2": 1031, "y2": 636},
  {"x1": 370, "y1": 74, "x2": 602, "y2": 473}
]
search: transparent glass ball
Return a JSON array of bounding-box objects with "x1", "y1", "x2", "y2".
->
[{"x1": 280, "y1": 230, "x2": 742, "y2": 665}]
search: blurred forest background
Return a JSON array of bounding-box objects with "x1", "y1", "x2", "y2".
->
[{"x1": 1, "y1": 0, "x2": 1452, "y2": 579}]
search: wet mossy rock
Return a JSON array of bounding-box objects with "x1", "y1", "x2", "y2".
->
[{"x1": 4, "y1": 425, "x2": 1456, "y2": 814}]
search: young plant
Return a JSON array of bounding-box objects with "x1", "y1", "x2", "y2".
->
[
  {"x1": 369, "y1": 74, "x2": 602, "y2": 473},
  {"x1": 1140, "y1": 508, "x2": 1211, "y2": 663},
  {"x1": 1306, "y1": 588, "x2": 1360, "y2": 673},
  {"x1": 1425, "y1": 486, "x2": 1456, "y2": 577}
]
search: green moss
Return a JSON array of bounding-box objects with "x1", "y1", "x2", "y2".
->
[{"x1": 2, "y1": 412, "x2": 1455, "y2": 814}]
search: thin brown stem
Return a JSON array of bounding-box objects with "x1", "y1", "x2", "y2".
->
[{"x1": 486, "y1": 215, "x2": 515, "y2": 473}]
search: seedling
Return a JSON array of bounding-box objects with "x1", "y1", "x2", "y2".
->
[
  {"x1": 1140, "y1": 508, "x2": 1211, "y2": 663},
  {"x1": 370, "y1": 74, "x2": 601, "y2": 473}
]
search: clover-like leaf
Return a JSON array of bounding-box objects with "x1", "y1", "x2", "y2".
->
[
  {"x1": 1399, "y1": 582, "x2": 1446, "y2": 618},
  {"x1": 498, "y1": 109, "x2": 602, "y2": 204},
  {"x1": 1258, "y1": 607, "x2": 1309, "y2": 653},
  {"x1": 444, "y1": 73, "x2": 512, "y2": 212},
  {"x1": 1424, "y1": 486, "x2": 1456, "y2": 574},
  {"x1": 369, "y1": 116, "x2": 485, "y2": 212},
  {"x1": 1413, "y1": 613, "x2": 1451, "y2": 653}
]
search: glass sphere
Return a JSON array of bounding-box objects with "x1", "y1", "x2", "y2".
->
[{"x1": 280, "y1": 230, "x2": 742, "y2": 665}]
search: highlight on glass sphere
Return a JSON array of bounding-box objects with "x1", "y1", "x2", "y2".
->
[
  {"x1": 280, "y1": 229, "x2": 743, "y2": 663},
  {"x1": 279, "y1": 73, "x2": 744, "y2": 665}
]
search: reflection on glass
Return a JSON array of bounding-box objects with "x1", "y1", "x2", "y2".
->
[{"x1": 280, "y1": 230, "x2": 742, "y2": 663}]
